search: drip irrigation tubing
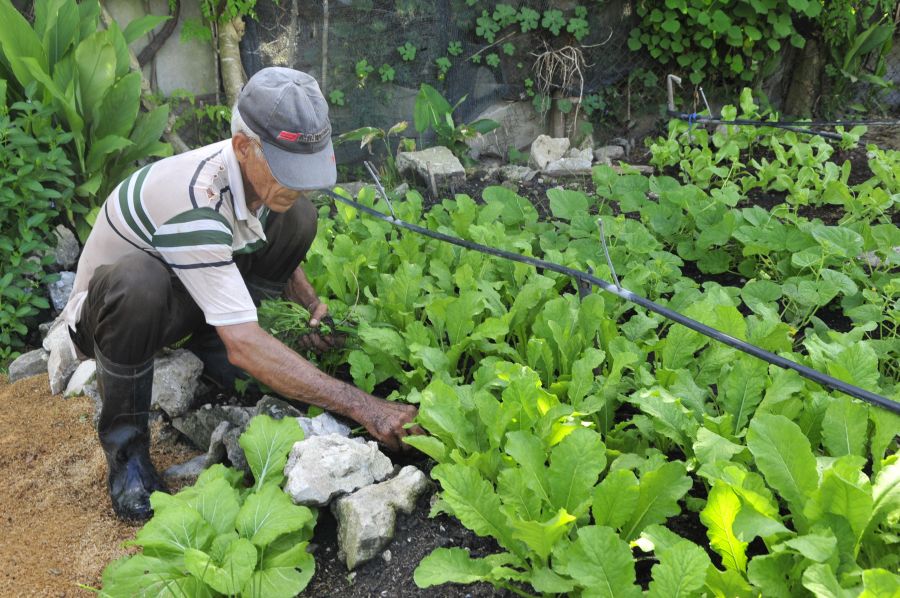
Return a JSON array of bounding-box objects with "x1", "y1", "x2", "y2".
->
[
  {"x1": 321, "y1": 187, "x2": 899, "y2": 415},
  {"x1": 667, "y1": 111, "x2": 900, "y2": 141}
]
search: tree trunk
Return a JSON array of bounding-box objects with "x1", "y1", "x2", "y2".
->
[
  {"x1": 218, "y1": 17, "x2": 246, "y2": 109},
  {"x1": 784, "y1": 37, "x2": 826, "y2": 118}
]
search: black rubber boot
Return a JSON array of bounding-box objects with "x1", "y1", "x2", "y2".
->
[{"x1": 95, "y1": 346, "x2": 166, "y2": 522}]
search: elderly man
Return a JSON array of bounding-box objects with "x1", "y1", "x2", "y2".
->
[{"x1": 60, "y1": 67, "x2": 420, "y2": 521}]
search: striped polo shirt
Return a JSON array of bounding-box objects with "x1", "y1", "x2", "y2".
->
[{"x1": 61, "y1": 139, "x2": 270, "y2": 330}]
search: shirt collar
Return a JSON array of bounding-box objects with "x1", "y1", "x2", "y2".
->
[{"x1": 223, "y1": 140, "x2": 249, "y2": 221}]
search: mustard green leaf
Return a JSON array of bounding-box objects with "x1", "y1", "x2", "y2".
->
[
  {"x1": 860, "y1": 568, "x2": 900, "y2": 598},
  {"x1": 705, "y1": 565, "x2": 755, "y2": 598},
  {"x1": 721, "y1": 356, "x2": 768, "y2": 433},
  {"x1": 431, "y1": 463, "x2": 523, "y2": 557},
  {"x1": 100, "y1": 554, "x2": 215, "y2": 598},
  {"x1": 510, "y1": 508, "x2": 576, "y2": 562},
  {"x1": 238, "y1": 414, "x2": 305, "y2": 491},
  {"x1": 547, "y1": 427, "x2": 606, "y2": 517},
  {"x1": 592, "y1": 468, "x2": 639, "y2": 530},
  {"x1": 621, "y1": 461, "x2": 692, "y2": 541},
  {"x1": 801, "y1": 563, "x2": 854, "y2": 598},
  {"x1": 504, "y1": 430, "x2": 552, "y2": 505},
  {"x1": 554, "y1": 525, "x2": 642, "y2": 598},
  {"x1": 700, "y1": 484, "x2": 748, "y2": 573},
  {"x1": 181, "y1": 476, "x2": 241, "y2": 535},
  {"x1": 647, "y1": 540, "x2": 711, "y2": 598},
  {"x1": 129, "y1": 503, "x2": 215, "y2": 559},
  {"x1": 184, "y1": 538, "x2": 257, "y2": 595},
  {"x1": 775, "y1": 531, "x2": 838, "y2": 563},
  {"x1": 413, "y1": 547, "x2": 496, "y2": 587},
  {"x1": 694, "y1": 426, "x2": 744, "y2": 466},
  {"x1": 805, "y1": 456, "x2": 873, "y2": 543},
  {"x1": 747, "y1": 413, "x2": 819, "y2": 514},
  {"x1": 243, "y1": 551, "x2": 315, "y2": 598},
  {"x1": 235, "y1": 483, "x2": 315, "y2": 548},
  {"x1": 747, "y1": 553, "x2": 796, "y2": 598},
  {"x1": 822, "y1": 396, "x2": 869, "y2": 458},
  {"x1": 870, "y1": 457, "x2": 900, "y2": 530}
]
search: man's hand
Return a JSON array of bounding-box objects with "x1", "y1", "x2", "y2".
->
[
  {"x1": 356, "y1": 395, "x2": 425, "y2": 452},
  {"x1": 296, "y1": 300, "x2": 346, "y2": 353}
]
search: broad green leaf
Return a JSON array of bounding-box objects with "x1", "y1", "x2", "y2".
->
[
  {"x1": 568, "y1": 347, "x2": 605, "y2": 404},
  {"x1": 238, "y1": 415, "x2": 305, "y2": 490},
  {"x1": 129, "y1": 502, "x2": 215, "y2": 558},
  {"x1": 85, "y1": 134, "x2": 132, "y2": 173},
  {"x1": 860, "y1": 568, "x2": 900, "y2": 598},
  {"x1": 504, "y1": 431, "x2": 551, "y2": 505},
  {"x1": 628, "y1": 387, "x2": 699, "y2": 450},
  {"x1": 414, "y1": 547, "x2": 494, "y2": 587},
  {"x1": 0, "y1": 0, "x2": 48, "y2": 87},
  {"x1": 747, "y1": 414, "x2": 819, "y2": 514},
  {"x1": 621, "y1": 461, "x2": 692, "y2": 541},
  {"x1": 122, "y1": 14, "x2": 171, "y2": 44},
  {"x1": 235, "y1": 483, "x2": 315, "y2": 547},
  {"x1": 869, "y1": 457, "x2": 900, "y2": 529},
  {"x1": 417, "y1": 379, "x2": 479, "y2": 454},
  {"x1": 662, "y1": 325, "x2": 709, "y2": 370},
  {"x1": 547, "y1": 188, "x2": 589, "y2": 221},
  {"x1": 592, "y1": 468, "x2": 639, "y2": 530},
  {"x1": 802, "y1": 563, "x2": 853, "y2": 598},
  {"x1": 184, "y1": 538, "x2": 257, "y2": 595},
  {"x1": 826, "y1": 343, "x2": 880, "y2": 392},
  {"x1": 747, "y1": 553, "x2": 796, "y2": 598},
  {"x1": 510, "y1": 508, "x2": 576, "y2": 562},
  {"x1": 870, "y1": 411, "x2": 900, "y2": 471},
  {"x1": 554, "y1": 526, "x2": 642, "y2": 598},
  {"x1": 694, "y1": 427, "x2": 744, "y2": 466},
  {"x1": 180, "y1": 476, "x2": 241, "y2": 535},
  {"x1": 530, "y1": 565, "x2": 577, "y2": 593},
  {"x1": 92, "y1": 71, "x2": 141, "y2": 140},
  {"x1": 74, "y1": 31, "x2": 116, "y2": 114},
  {"x1": 431, "y1": 463, "x2": 523, "y2": 557},
  {"x1": 732, "y1": 504, "x2": 791, "y2": 541},
  {"x1": 243, "y1": 549, "x2": 315, "y2": 598},
  {"x1": 705, "y1": 565, "x2": 755, "y2": 598},
  {"x1": 403, "y1": 435, "x2": 448, "y2": 462},
  {"x1": 721, "y1": 357, "x2": 768, "y2": 432},
  {"x1": 647, "y1": 540, "x2": 711, "y2": 598},
  {"x1": 776, "y1": 531, "x2": 838, "y2": 563},
  {"x1": 100, "y1": 554, "x2": 215, "y2": 598},
  {"x1": 821, "y1": 396, "x2": 869, "y2": 458},
  {"x1": 701, "y1": 484, "x2": 748, "y2": 572},
  {"x1": 498, "y1": 467, "x2": 543, "y2": 522},
  {"x1": 547, "y1": 427, "x2": 606, "y2": 516}
]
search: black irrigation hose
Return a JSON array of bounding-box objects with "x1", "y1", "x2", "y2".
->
[
  {"x1": 668, "y1": 112, "x2": 900, "y2": 128},
  {"x1": 321, "y1": 189, "x2": 900, "y2": 415},
  {"x1": 667, "y1": 111, "x2": 845, "y2": 140}
]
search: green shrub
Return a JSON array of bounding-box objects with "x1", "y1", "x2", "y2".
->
[
  {"x1": 0, "y1": 81, "x2": 75, "y2": 366},
  {"x1": 0, "y1": 0, "x2": 172, "y2": 241}
]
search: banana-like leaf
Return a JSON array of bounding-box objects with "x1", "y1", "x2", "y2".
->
[
  {"x1": 0, "y1": 0, "x2": 49, "y2": 87},
  {"x1": 123, "y1": 14, "x2": 171, "y2": 45},
  {"x1": 91, "y1": 71, "x2": 141, "y2": 140},
  {"x1": 74, "y1": 32, "x2": 116, "y2": 117}
]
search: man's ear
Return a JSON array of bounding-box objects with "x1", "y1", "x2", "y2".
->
[{"x1": 232, "y1": 133, "x2": 250, "y2": 161}]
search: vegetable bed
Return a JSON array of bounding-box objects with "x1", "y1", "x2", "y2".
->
[{"x1": 293, "y1": 92, "x2": 898, "y2": 597}]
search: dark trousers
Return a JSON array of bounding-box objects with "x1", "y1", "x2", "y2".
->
[{"x1": 70, "y1": 197, "x2": 318, "y2": 366}]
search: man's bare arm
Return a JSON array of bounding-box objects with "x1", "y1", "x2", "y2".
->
[{"x1": 216, "y1": 321, "x2": 419, "y2": 451}]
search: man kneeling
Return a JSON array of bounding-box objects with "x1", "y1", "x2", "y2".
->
[{"x1": 60, "y1": 67, "x2": 420, "y2": 521}]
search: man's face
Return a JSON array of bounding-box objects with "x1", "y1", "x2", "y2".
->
[{"x1": 234, "y1": 134, "x2": 312, "y2": 213}]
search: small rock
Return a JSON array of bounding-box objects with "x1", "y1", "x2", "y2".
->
[
  {"x1": 64, "y1": 360, "x2": 96, "y2": 397},
  {"x1": 465, "y1": 101, "x2": 544, "y2": 159},
  {"x1": 39, "y1": 320, "x2": 55, "y2": 340},
  {"x1": 7, "y1": 349, "x2": 49, "y2": 383},
  {"x1": 283, "y1": 434, "x2": 393, "y2": 507},
  {"x1": 396, "y1": 147, "x2": 465, "y2": 190},
  {"x1": 594, "y1": 145, "x2": 625, "y2": 164},
  {"x1": 297, "y1": 412, "x2": 352, "y2": 439},
  {"x1": 52, "y1": 225, "x2": 80, "y2": 269},
  {"x1": 48, "y1": 272, "x2": 76, "y2": 312},
  {"x1": 163, "y1": 455, "x2": 208, "y2": 482},
  {"x1": 44, "y1": 320, "x2": 77, "y2": 395},
  {"x1": 223, "y1": 426, "x2": 249, "y2": 474},
  {"x1": 172, "y1": 404, "x2": 253, "y2": 451},
  {"x1": 254, "y1": 395, "x2": 304, "y2": 420},
  {"x1": 609, "y1": 136, "x2": 633, "y2": 154},
  {"x1": 151, "y1": 349, "x2": 204, "y2": 418},
  {"x1": 543, "y1": 157, "x2": 593, "y2": 176},
  {"x1": 565, "y1": 147, "x2": 593, "y2": 162},
  {"x1": 382, "y1": 549, "x2": 392, "y2": 563},
  {"x1": 529, "y1": 135, "x2": 570, "y2": 170},
  {"x1": 332, "y1": 465, "x2": 430, "y2": 570},
  {"x1": 391, "y1": 183, "x2": 410, "y2": 197},
  {"x1": 498, "y1": 165, "x2": 538, "y2": 183}
]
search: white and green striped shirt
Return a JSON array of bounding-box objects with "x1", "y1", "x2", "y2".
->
[{"x1": 62, "y1": 139, "x2": 270, "y2": 329}]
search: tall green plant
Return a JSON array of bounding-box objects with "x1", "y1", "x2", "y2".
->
[
  {"x1": 0, "y1": 0, "x2": 172, "y2": 240},
  {"x1": 413, "y1": 83, "x2": 498, "y2": 162},
  {"x1": 0, "y1": 81, "x2": 75, "y2": 365}
]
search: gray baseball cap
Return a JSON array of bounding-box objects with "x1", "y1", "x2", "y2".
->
[{"x1": 237, "y1": 67, "x2": 336, "y2": 190}]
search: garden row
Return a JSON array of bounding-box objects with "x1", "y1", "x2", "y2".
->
[{"x1": 277, "y1": 97, "x2": 898, "y2": 596}]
